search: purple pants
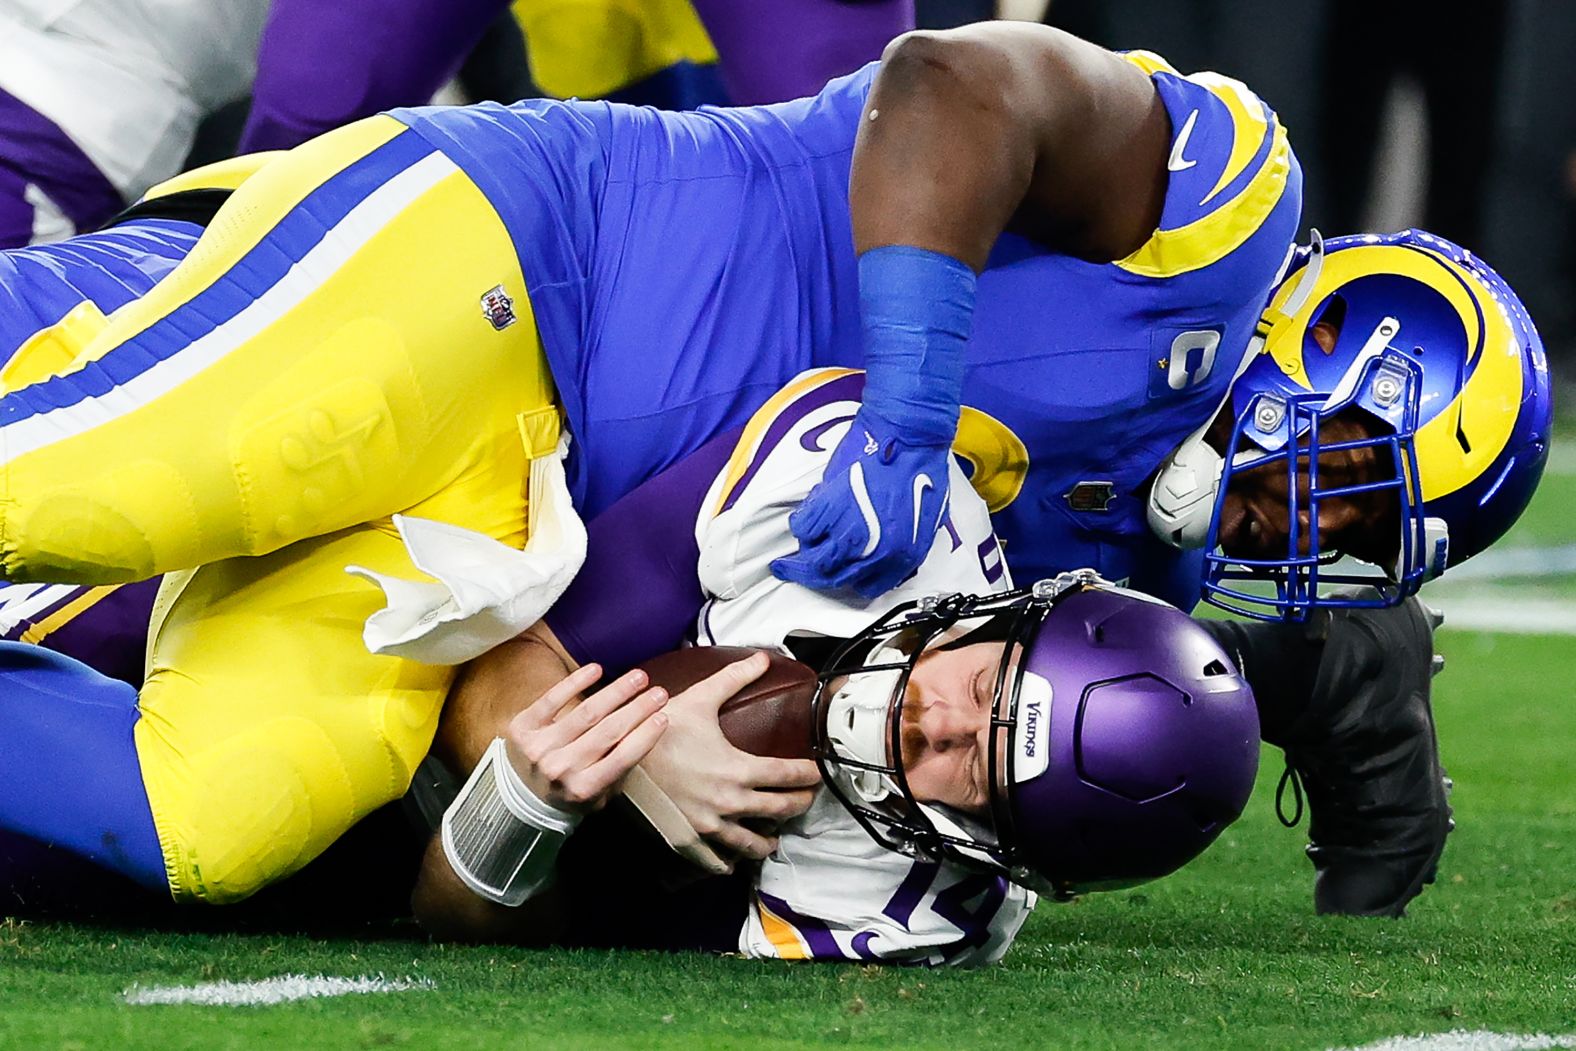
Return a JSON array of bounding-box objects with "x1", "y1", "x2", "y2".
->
[{"x1": 693, "y1": 0, "x2": 914, "y2": 104}]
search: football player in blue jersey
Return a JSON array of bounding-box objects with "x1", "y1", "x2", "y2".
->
[
  {"x1": 0, "y1": 22, "x2": 1549, "y2": 918},
  {"x1": 0, "y1": 376, "x2": 1263, "y2": 962},
  {"x1": 0, "y1": 23, "x2": 1305, "y2": 910},
  {"x1": 0, "y1": 251, "x2": 1546, "y2": 923}
]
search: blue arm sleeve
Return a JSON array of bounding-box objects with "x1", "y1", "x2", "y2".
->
[
  {"x1": 0, "y1": 643, "x2": 165, "y2": 890},
  {"x1": 544, "y1": 428, "x2": 743, "y2": 672},
  {"x1": 857, "y1": 245, "x2": 975, "y2": 442}
]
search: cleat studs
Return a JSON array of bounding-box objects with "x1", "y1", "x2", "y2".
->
[{"x1": 1431, "y1": 654, "x2": 1446, "y2": 677}]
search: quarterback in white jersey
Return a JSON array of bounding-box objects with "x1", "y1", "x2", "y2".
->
[
  {"x1": 417, "y1": 369, "x2": 1261, "y2": 965},
  {"x1": 691, "y1": 370, "x2": 1031, "y2": 964},
  {"x1": 0, "y1": 366, "x2": 1257, "y2": 956}
]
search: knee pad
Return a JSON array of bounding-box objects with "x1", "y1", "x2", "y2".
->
[{"x1": 145, "y1": 715, "x2": 361, "y2": 904}]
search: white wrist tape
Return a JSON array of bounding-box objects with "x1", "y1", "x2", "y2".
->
[{"x1": 441, "y1": 737, "x2": 581, "y2": 906}]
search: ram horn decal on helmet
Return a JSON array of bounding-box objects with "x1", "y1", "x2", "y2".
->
[{"x1": 1197, "y1": 229, "x2": 1553, "y2": 620}]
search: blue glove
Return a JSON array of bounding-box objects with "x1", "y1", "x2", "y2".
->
[
  {"x1": 773, "y1": 406, "x2": 953, "y2": 596},
  {"x1": 772, "y1": 246, "x2": 976, "y2": 597}
]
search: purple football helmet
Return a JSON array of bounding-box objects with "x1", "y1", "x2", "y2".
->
[{"x1": 810, "y1": 570, "x2": 1261, "y2": 899}]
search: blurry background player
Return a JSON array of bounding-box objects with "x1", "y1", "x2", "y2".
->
[
  {"x1": 0, "y1": 370, "x2": 1261, "y2": 964},
  {"x1": 0, "y1": 0, "x2": 508, "y2": 246},
  {"x1": 500, "y1": 0, "x2": 914, "y2": 110},
  {"x1": 0, "y1": 0, "x2": 913, "y2": 247}
]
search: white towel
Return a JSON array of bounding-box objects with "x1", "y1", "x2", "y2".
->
[{"x1": 347, "y1": 434, "x2": 586, "y2": 665}]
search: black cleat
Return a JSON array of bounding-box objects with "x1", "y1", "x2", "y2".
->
[{"x1": 1273, "y1": 596, "x2": 1454, "y2": 917}]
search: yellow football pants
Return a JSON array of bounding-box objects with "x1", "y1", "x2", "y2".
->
[{"x1": 0, "y1": 116, "x2": 554, "y2": 902}]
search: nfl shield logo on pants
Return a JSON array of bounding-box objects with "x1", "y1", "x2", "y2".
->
[{"x1": 480, "y1": 285, "x2": 517, "y2": 330}]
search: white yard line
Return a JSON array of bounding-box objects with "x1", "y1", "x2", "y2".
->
[
  {"x1": 1439, "y1": 545, "x2": 1576, "y2": 582},
  {"x1": 1328, "y1": 1030, "x2": 1576, "y2": 1051},
  {"x1": 123, "y1": 974, "x2": 434, "y2": 1007},
  {"x1": 1544, "y1": 442, "x2": 1576, "y2": 477},
  {"x1": 1414, "y1": 543, "x2": 1576, "y2": 635},
  {"x1": 1431, "y1": 594, "x2": 1576, "y2": 636}
]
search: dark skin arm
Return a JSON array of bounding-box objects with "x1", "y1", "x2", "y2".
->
[{"x1": 853, "y1": 23, "x2": 1170, "y2": 267}]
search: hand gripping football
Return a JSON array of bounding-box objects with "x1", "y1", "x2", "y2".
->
[{"x1": 635, "y1": 646, "x2": 816, "y2": 760}]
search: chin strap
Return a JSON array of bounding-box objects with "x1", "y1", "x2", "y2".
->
[{"x1": 1403, "y1": 516, "x2": 1451, "y2": 586}]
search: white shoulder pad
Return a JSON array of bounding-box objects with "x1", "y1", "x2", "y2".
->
[{"x1": 693, "y1": 371, "x2": 1012, "y2": 654}]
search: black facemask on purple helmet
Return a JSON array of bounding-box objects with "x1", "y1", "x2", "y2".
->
[{"x1": 810, "y1": 571, "x2": 1262, "y2": 901}]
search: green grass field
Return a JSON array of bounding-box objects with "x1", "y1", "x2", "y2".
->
[{"x1": 4, "y1": 457, "x2": 1574, "y2": 1051}]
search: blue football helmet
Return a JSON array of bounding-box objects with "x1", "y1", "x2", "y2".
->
[{"x1": 1196, "y1": 230, "x2": 1552, "y2": 619}]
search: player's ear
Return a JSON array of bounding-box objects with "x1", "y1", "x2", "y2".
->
[{"x1": 1311, "y1": 319, "x2": 1339, "y2": 354}]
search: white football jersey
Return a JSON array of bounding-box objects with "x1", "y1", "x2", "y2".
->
[
  {"x1": 0, "y1": 0, "x2": 269, "y2": 199},
  {"x1": 691, "y1": 368, "x2": 1035, "y2": 966}
]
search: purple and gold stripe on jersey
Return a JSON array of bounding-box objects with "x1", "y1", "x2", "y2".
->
[
  {"x1": 710, "y1": 367, "x2": 863, "y2": 517},
  {"x1": 0, "y1": 577, "x2": 158, "y2": 686},
  {"x1": 756, "y1": 890, "x2": 846, "y2": 961}
]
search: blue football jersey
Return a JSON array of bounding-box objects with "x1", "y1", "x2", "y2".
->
[
  {"x1": 0, "y1": 55, "x2": 1299, "y2": 616},
  {"x1": 392, "y1": 52, "x2": 1300, "y2": 610}
]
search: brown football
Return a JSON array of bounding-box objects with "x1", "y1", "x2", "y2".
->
[{"x1": 636, "y1": 646, "x2": 816, "y2": 760}]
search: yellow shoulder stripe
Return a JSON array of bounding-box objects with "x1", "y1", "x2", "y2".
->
[
  {"x1": 1190, "y1": 71, "x2": 1270, "y2": 207},
  {"x1": 1115, "y1": 118, "x2": 1291, "y2": 280},
  {"x1": 1114, "y1": 54, "x2": 1290, "y2": 280},
  {"x1": 140, "y1": 152, "x2": 286, "y2": 202},
  {"x1": 710, "y1": 368, "x2": 860, "y2": 517},
  {"x1": 1120, "y1": 50, "x2": 1180, "y2": 77},
  {"x1": 756, "y1": 898, "x2": 811, "y2": 960}
]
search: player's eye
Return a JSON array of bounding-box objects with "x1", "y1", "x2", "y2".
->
[{"x1": 971, "y1": 667, "x2": 989, "y2": 711}]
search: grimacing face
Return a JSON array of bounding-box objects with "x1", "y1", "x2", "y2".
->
[
  {"x1": 898, "y1": 641, "x2": 1003, "y2": 817},
  {"x1": 1214, "y1": 319, "x2": 1402, "y2": 571}
]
